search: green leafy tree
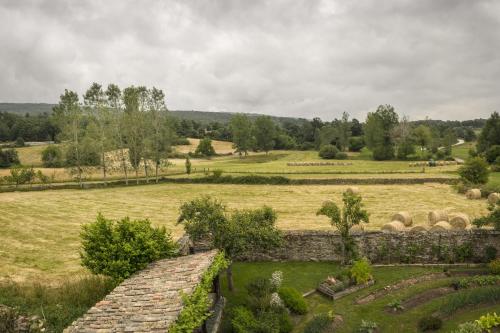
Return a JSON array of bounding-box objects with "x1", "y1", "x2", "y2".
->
[
  {"x1": 458, "y1": 157, "x2": 490, "y2": 185},
  {"x1": 122, "y1": 86, "x2": 146, "y2": 184},
  {"x1": 230, "y1": 114, "x2": 253, "y2": 156},
  {"x1": 412, "y1": 125, "x2": 432, "y2": 153},
  {"x1": 84, "y1": 82, "x2": 112, "y2": 184},
  {"x1": 106, "y1": 84, "x2": 129, "y2": 185},
  {"x1": 364, "y1": 105, "x2": 399, "y2": 160},
  {"x1": 53, "y1": 90, "x2": 84, "y2": 186},
  {"x1": 177, "y1": 196, "x2": 282, "y2": 291},
  {"x1": 195, "y1": 137, "x2": 216, "y2": 157},
  {"x1": 254, "y1": 115, "x2": 276, "y2": 154},
  {"x1": 145, "y1": 87, "x2": 174, "y2": 182},
  {"x1": 317, "y1": 192, "x2": 369, "y2": 264},
  {"x1": 442, "y1": 128, "x2": 457, "y2": 156},
  {"x1": 80, "y1": 214, "x2": 176, "y2": 281},
  {"x1": 318, "y1": 144, "x2": 338, "y2": 159},
  {"x1": 477, "y1": 112, "x2": 500, "y2": 153}
]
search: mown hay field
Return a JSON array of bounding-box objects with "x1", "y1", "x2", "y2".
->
[{"x1": 0, "y1": 183, "x2": 488, "y2": 282}]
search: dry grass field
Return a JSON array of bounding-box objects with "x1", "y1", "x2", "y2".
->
[{"x1": 0, "y1": 182, "x2": 488, "y2": 282}]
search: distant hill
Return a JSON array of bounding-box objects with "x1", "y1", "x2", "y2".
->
[
  {"x1": 0, "y1": 103, "x2": 54, "y2": 115},
  {"x1": 0, "y1": 103, "x2": 306, "y2": 124}
]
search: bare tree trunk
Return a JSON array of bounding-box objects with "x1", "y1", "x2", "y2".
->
[
  {"x1": 135, "y1": 167, "x2": 139, "y2": 185},
  {"x1": 102, "y1": 151, "x2": 107, "y2": 186},
  {"x1": 120, "y1": 148, "x2": 128, "y2": 185},
  {"x1": 155, "y1": 162, "x2": 159, "y2": 183},
  {"x1": 144, "y1": 158, "x2": 149, "y2": 183}
]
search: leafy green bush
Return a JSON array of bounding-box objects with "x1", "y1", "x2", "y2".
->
[
  {"x1": 80, "y1": 214, "x2": 177, "y2": 281},
  {"x1": 475, "y1": 312, "x2": 500, "y2": 331},
  {"x1": 417, "y1": 316, "x2": 442, "y2": 331},
  {"x1": 195, "y1": 137, "x2": 216, "y2": 157},
  {"x1": 451, "y1": 322, "x2": 482, "y2": 333},
  {"x1": 358, "y1": 320, "x2": 378, "y2": 333},
  {"x1": 349, "y1": 137, "x2": 365, "y2": 152},
  {"x1": 278, "y1": 287, "x2": 308, "y2": 314},
  {"x1": 0, "y1": 148, "x2": 20, "y2": 168},
  {"x1": 319, "y1": 144, "x2": 339, "y2": 159},
  {"x1": 65, "y1": 142, "x2": 100, "y2": 166},
  {"x1": 473, "y1": 201, "x2": 500, "y2": 230},
  {"x1": 485, "y1": 246, "x2": 498, "y2": 262},
  {"x1": 458, "y1": 157, "x2": 490, "y2": 185},
  {"x1": 231, "y1": 306, "x2": 257, "y2": 333},
  {"x1": 303, "y1": 313, "x2": 332, "y2": 333},
  {"x1": 453, "y1": 275, "x2": 500, "y2": 289},
  {"x1": 489, "y1": 258, "x2": 500, "y2": 275},
  {"x1": 336, "y1": 152, "x2": 348, "y2": 160},
  {"x1": 350, "y1": 258, "x2": 372, "y2": 285},
  {"x1": 41, "y1": 145, "x2": 63, "y2": 167},
  {"x1": 485, "y1": 145, "x2": 500, "y2": 163}
]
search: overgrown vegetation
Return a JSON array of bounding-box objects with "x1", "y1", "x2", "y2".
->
[
  {"x1": 0, "y1": 276, "x2": 115, "y2": 332},
  {"x1": 169, "y1": 252, "x2": 228, "y2": 333}
]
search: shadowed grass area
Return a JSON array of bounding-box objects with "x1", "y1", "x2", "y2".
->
[{"x1": 0, "y1": 183, "x2": 488, "y2": 281}]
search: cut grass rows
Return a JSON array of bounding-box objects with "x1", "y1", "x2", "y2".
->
[{"x1": 0, "y1": 183, "x2": 489, "y2": 281}]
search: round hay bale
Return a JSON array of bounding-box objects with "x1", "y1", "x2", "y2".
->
[
  {"x1": 449, "y1": 213, "x2": 470, "y2": 229},
  {"x1": 391, "y1": 211, "x2": 413, "y2": 227},
  {"x1": 488, "y1": 192, "x2": 500, "y2": 205},
  {"x1": 430, "y1": 221, "x2": 452, "y2": 232},
  {"x1": 465, "y1": 189, "x2": 481, "y2": 200},
  {"x1": 346, "y1": 186, "x2": 360, "y2": 195},
  {"x1": 381, "y1": 221, "x2": 406, "y2": 232},
  {"x1": 410, "y1": 225, "x2": 428, "y2": 232},
  {"x1": 428, "y1": 210, "x2": 448, "y2": 225}
]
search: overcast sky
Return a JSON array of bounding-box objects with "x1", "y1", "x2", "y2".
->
[{"x1": 1, "y1": 0, "x2": 499, "y2": 120}]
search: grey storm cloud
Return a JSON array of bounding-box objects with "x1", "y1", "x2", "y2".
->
[{"x1": 1, "y1": 0, "x2": 499, "y2": 120}]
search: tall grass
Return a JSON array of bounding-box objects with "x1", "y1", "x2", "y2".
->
[
  {"x1": 438, "y1": 286, "x2": 500, "y2": 316},
  {"x1": 0, "y1": 275, "x2": 115, "y2": 332}
]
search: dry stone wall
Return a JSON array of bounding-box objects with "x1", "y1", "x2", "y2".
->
[{"x1": 229, "y1": 230, "x2": 500, "y2": 264}]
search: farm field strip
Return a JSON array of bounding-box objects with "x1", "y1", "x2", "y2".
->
[{"x1": 0, "y1": 183, "x2": 489, "y2": 281}]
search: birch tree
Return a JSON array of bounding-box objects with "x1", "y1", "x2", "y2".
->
[
  {"x1": 123, "y1": 86, "x2": 145, "y2": 184},
  {"x1": 53, "y1": 90, "x2": 84, "y2": 187}
]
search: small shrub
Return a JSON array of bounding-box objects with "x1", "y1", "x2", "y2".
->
[
  {"x1": 303, "y1": 313, "x2": 331, "y2": 333},
  {"x1": 418, "y1": 316, "x2": 442, "y2": 331},
  {"x1": 319, "y1": 144, "x2": 338, "y2": 159},
  {"x1": 336, "y1": 152, "x2": 348, "y2": 160},
  {"x1": 451, "y1": 322, "x2": 483, "y2": 333},
  {"x1": 185, "y1": 156, "x2": 191, "y2": 174},
  {"x1": 212, "y1": 169, "x2": 223, "y2": 178},
  {"x1": 489, "y1": 258, "x2": 500, "y2": 275},
  {"x1": 278, "y1": 287, "x2": 308, "y2": 314},
  {"x1": 350, "y1": 258, "x2": 372, "y2": 285},
  {"x1": 349, "y1": 137, "x2": 365, "y2": 152},
  {"x1": 80, "y1": 214, "x2": 177, "y2": 281},
  {"x1": 15, "y1": 137, "x2": 25, "y2": 147},
  {"x1": 358, "y1": 320, "x2": 378, "y2": 333},
  {"x1": 458, "y1": 157, "x2": 490, "y2": 185},
  {"x1": 387, "y1": 299, "x2": 404, "y2": 312},
  {"x1": 453, "y1": 242, "x2": 473, "y2": 262}
]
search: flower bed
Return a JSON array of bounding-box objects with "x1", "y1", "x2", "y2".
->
[{"x1": 317, "y1": 276, "x2": 375, "y2": 300}]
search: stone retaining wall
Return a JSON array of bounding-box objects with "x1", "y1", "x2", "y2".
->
[{"x1": 229, "y1": 230, "x2": 500, "y2": 264}]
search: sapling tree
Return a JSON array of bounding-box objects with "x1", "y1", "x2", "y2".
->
[
  {"x1": 185, "y1": 156, "x2": 192, "y2": 174},
  {"x1": 123, "y1": 86, "x2": 145, "y2": 184},
  {"x1": 177, "y1": 196, "x2": 282, "y2": 291},
  {"x1": 317, "y1": 192, "x2": 369, "y2": 264}
]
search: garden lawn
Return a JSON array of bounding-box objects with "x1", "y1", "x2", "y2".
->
[
  {"x1": 0, "y1": 183, "x2": 488, "y2": 282},
  {"x1": 221, "y1": 262, "x2": 500, "y2": 333}
]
